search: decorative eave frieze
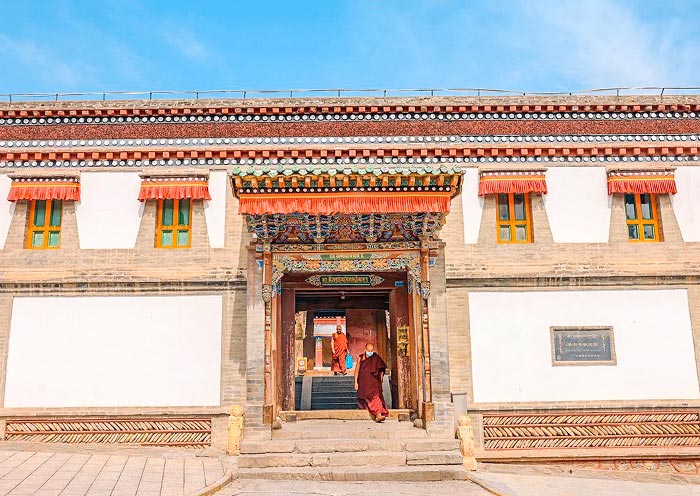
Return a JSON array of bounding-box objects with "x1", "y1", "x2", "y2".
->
[
  {"x1": 0, "y1": 104, "x2": 699, "y2": 126},
  {"x1": 1, "y1": 133, "x2": 699, "y2": 150},
  {"x1": 232, "y1": 173, "x2": 460, "y2": 195},
  {"x1": 1, "y1": 144, "x2": 699, "y2": 165},
  {"x1": 2, "y1": 152, "x2": 700, "y2": 171}
]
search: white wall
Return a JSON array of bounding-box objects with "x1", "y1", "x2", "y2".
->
[
  {"x1": 543, "y1": 167, "x2": 611, "y2": 243},
  {"x1": 461, "y1": 168, "x2": 483, "y2": 244},
  {"x1": 0, "y1": 174, "x2": 14, "y2": 249},
  {"x1": 204, "y1": 170, "x2": 227, "y2": 248},
  {"x1": 74, "y1": 172, "x2": 143, "y2": 249},
  {"x1": 672, "y1": 166, "x2": 700, "y2": 242},
  {"x1": 5, "y1": 295, "x2": 223, "y2": 408},
  {"x1": 468, "y1": 289, "x2": 699, "y2": 403}
]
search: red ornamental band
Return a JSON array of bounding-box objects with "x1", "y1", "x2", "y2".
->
[
  {"x1": 478, "y1": 172, "x2": 548, "y2": 196},
  {"x1": 607, "y1": 171, "x2": 677, "y2": 195},
  {"x1": 237, "y1": 191, "x2": 452, "y2": 215},
  {"x1": 7, "y1": 178, "x2": 81, "y2": 201},
  {"x1": 138, "y1": 177, "x2": 211, "y2": 201}
]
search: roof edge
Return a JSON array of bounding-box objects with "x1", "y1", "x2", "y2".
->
[{"x1": 2, "y1": 94, "x2": 700, "y2": 111}]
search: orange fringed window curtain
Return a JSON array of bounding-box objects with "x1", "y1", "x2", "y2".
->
[
  {"x1": 607, "y1": 171, "x2": 677, "y2": 195},
  {"x1": 238, "y1": 191, "x2": 451, "y2": 215},
  {"x1": 478, "y1": 171, "x2": 547, "y2": 196},
  {"x1": 138, "y1": 176, "x2": 211, "y2": 201},
  {"x1": 7, "y1": 177, "x2": 80, "y2": 201}
]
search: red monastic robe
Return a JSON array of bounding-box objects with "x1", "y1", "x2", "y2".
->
[
  {"x1": 331, "y1": 331, "x2": 348, "y2": 373},
  {"x1": 356, "y1": 352, "x2": 389, "y2": 418}
]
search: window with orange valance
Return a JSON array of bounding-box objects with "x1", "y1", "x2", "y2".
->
[
  {"x1": 607, "y1": 171, "x2": 676, "y2": 195},
  {"x1": 138, "y1": 176, "x2": 211, "y2": 201},
  {"x1": 478, "y1": 171, "x2": 547, "y2": 196},
  {"x1": 7, "y1": 177, "x2": 80, "y2": 202}
]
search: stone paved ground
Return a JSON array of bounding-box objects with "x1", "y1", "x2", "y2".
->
[
  {"x1": 218, "y1": 480, "x2": 489, "y2": 495},
  {"x1": 219, "y1": 469, "x2": 700, "y2": 496},
  {"x1": 470, "y1": 471, "x2": 700, "y2": 496},
  {"x1": 0, "y1": 444, "x2": 230, "y2": 496},
  {"x1": 1, "y1": 443, "x2": 699, "y2": 496}
]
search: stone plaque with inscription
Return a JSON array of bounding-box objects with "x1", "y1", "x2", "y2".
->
[
  {"x1": 550, "y1": 326, "x2": 616, "y2": 366},
  {"x1": 305, "y1": 274, "x2": 385, "y2": 287}
]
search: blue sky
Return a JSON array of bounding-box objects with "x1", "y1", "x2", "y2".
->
[{"x1": 0, "y1": 0, "x2": 698, "y2": 96}]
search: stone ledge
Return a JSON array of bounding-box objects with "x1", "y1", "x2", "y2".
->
[{"x1": 187, "y1": 468, "x2": 234, "y2": 496}]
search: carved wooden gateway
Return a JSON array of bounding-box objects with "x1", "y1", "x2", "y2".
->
[{"x1": 232, "y1": 166, "x2": 463, "y2": 424}]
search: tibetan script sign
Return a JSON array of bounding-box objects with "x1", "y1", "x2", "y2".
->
[
  {"x1": 319, "y1": 253, "x2": 373, "y2": 261},
  {"x1": 397, "y1": 325, "x2": 410, "y2": 356},
  {"x1": 305, "y1": 274, "x2": 385, "y2": 287},
  {"x1": 551, "y1": 326, "x2": 616, "y2": 366}
]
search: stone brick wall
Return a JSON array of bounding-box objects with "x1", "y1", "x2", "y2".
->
[
  {"x1": 0, "y1": 95, "x2": 698, "y2": 454},
  {"x1": 442, "y1": 192, "x2": 699, "y2": 283},
  {"x1": 0, "y1": 175, "x2": 249, "y2": 286},
  {"x1": 442, "y1": 186, "x2": 700, "y2": 415}
]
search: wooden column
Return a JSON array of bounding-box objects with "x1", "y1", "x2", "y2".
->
[
  {"x1": 390, "y1": 285, "x2": 412, "y2": 409},
  {"x1": 280, "y1": 286, "x2": 296, "y2": 411},
  {"x1": 420, "y1": 241, "x2": 434, "y2": 420},
  {"x1": 262, "y1": 244, "x2": 274, "y2": 424}
]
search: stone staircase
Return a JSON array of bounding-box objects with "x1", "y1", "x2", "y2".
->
[
  {"x1": 310, "y1": 375, "x2": 357, "y2": 410},
  {"x1": 238, "y1": 418, "x2": 467, "y2": 481}
]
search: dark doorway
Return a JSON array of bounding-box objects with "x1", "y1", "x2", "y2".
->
[{"x1": 277, "y1": 271, "x2": 415, "y2": 413}]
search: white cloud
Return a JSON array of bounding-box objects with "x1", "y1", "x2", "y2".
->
[
  {"x1": 0, "y1": 34, "x2": 80, "y2": 86},
  {"x1": 516, "y1": 0, "x2": 700, "y2": 88},
  {"x1": 160, "y1": 23, "x2": 208, "y2": 61}
]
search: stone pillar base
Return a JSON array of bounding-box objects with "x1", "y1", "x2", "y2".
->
[{"x1": 243, "y1": 404, "x2": 271, "y2": 441}]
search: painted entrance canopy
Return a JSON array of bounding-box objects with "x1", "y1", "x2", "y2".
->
[{"x1": 232, "y1": 165, "x2": 463, "y2": 244}]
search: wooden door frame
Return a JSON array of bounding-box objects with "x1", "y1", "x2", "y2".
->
[{"x1": 261, "y1": 248, "x2": 433, "y2": 423}]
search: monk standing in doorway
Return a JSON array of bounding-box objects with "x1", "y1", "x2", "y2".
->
[
  {"x1": 331, "y1": 324, "x2": 348, "y2": 375},
  {"x1": 354, "y1": 343, "x2": 389, "y2": 422}
]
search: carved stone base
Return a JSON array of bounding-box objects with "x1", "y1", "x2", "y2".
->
[
  {"x1": 424, "y1": 402, "x2": 435, "y2": 422},
  {"x1": 457, "y1": 415, "x2": 477, "y2": 471},
  {"x1": 262, "y1": 404, "x2": 274, "y2": 425},
  {"x1": 227, "y1": 405, "x2": 244, "y2": 455}
]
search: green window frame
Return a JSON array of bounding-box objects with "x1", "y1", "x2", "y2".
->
[
  {"x1": 26, "y1": 200, "x2": 62, "y2": 249},
  {"x1": 156, "y1": 198, "x2": 192, "y2": 248}
]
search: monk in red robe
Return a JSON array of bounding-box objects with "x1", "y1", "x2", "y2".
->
[
  {"x1": 331, "y1": 325, "x2": 348, "y2": 375},
  {"x1": 354, "y1": 343, "x2": 389, "y2": 422}
]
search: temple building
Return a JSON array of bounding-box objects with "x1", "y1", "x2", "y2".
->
[{"x1": 0, "y1": 95, "x2": 699, "y2": 477}]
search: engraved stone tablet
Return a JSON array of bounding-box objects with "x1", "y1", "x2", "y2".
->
[{"x1": 551, "y1": 326, "x2": 616, "y2": 366}]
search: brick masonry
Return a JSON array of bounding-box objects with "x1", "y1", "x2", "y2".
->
[{"x1": 0, "y1": 95, "x2": 698, "y2": 459}]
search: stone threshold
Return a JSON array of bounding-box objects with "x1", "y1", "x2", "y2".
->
[{"x1": 280, "y1": 409, "x2": 413, "y2": 422}]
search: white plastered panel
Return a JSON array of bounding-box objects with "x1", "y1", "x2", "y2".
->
[
  {"x1": 5, "y1": 295, "x2": 223, "y2": 407},
  {"x1": 204, "y1": 170, "x2": 227, "y2": 248},
  {"x1": 0, "y1": 174, "x2": 14, "y2": 249},
  {"x1": 468, "y1": 290, "x2": 699, "y2": 403},
  {"x1": 543, "y1": 167, "x2": 611, "y2": 243},
  {"x1": 461, "y1": 168, "x2": 483, "y2": 244},
  {"x1": 671, "y1": 167, "x2": 700, "y2": 242},
  {"x1": 74, "y1": 172, "x2": 143, "y2": 249}
]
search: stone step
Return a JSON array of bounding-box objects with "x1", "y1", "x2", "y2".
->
[
  {"x1": 238, "y1": 465, "x2": 469, "y2": 481},
  {"x1": 311, "y1": 395, "x2": 357, "y2": 408},
  {"x1": 312, "y1": 376, "x2": 355, "y2": 381},
  {"x1": 310, "y1": 404, "x2": 358, "y2": 410},
  {"x1": 311, "y1": 390, "x2": 356, "y2": 394},
  {"x1": 241, "y1": 437, "x2": 460, "y2": 455},
  {"x1": 239, "y1": 450, "x2": 409, "y2": 469},
  {"x1": 310, "y1": 391, "x2": 358, "y2": 398},
  {"x1": 272, "y1": 419, "x2": 427, "y2": 440},
  {"x1": 280, "y1": 410, "x2": 412, "y2": 422},
  {"x1": 311, "y1": 384, "x2": 355, "y2": 389},
  {"x1": 239, "y1": 450, "x2": 463, "y2": 469}
]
